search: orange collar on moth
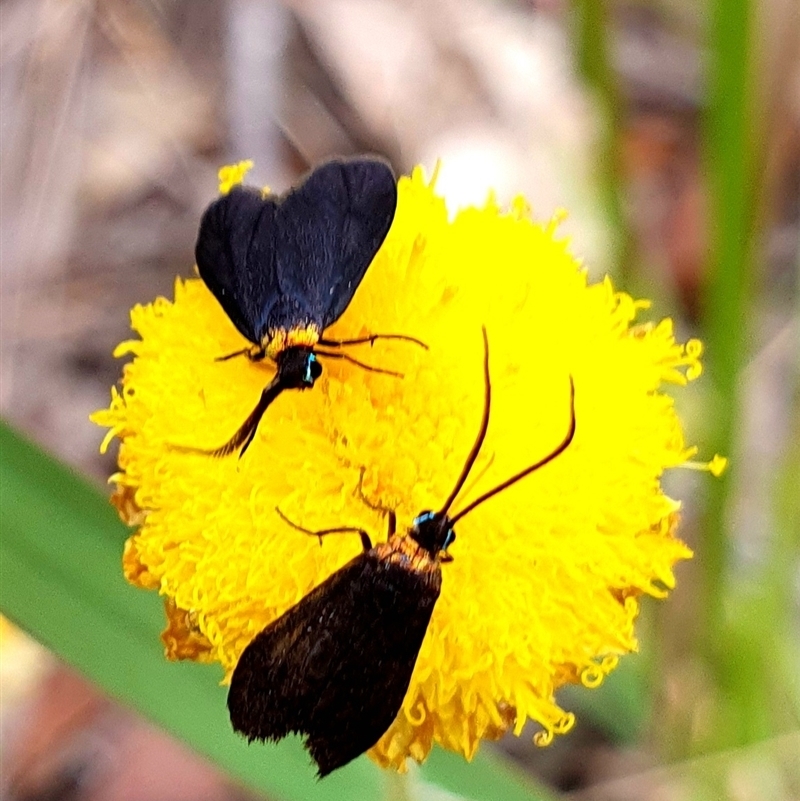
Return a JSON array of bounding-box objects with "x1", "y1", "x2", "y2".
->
[
  {"x1": 264, "y1": 325, "x2": 321, "y2": 359},
  {"x1": 374, "y1": 535, "x2": 440, "y2": 576}
]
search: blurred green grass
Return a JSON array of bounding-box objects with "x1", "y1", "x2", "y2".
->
[{"x1": 693, "y1": 0, "x2": 799, "y2": 760}]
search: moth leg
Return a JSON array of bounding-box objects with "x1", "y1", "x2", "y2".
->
[
  {"x1": 318, "y1": 333, "x2": 428, "y2": 350},
  {"x1": 314, "y1": 349, "x2": 403, "y2": 378},
  {"x1": 357, "y1": 467, "x2": 398, "y2": 538},
  {"x1": 215, "y1": 344, "x2": 266, "y2": 362},
  {"x1": 276, "y1": 508, "x2": 372, "y2": 552}
]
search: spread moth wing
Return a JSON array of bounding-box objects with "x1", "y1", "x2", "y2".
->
[
  {"x1": 270, "y1": 158, "x2": 397, "y2": 332},
  {"x1": 195, "y1": 187, "x2": 279, "y2": 344},
  {"x1": 228, "y1": 549, "x2": 440, "y2": 776}
]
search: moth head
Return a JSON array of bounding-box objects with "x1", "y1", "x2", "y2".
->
[
  {"x1": 276, "y1": 347, "x2": 323, "y2": 389},
  {"x1": 409, "y1": 510, "x2": 456, "y2": 561}
]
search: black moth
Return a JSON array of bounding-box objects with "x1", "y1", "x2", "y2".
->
[
  {"x1": 192, "y1": 156, "x2": 423, "y2": 457},
  {"x1": 227, "y1": 329, "x2": 577, "y2": 776}
]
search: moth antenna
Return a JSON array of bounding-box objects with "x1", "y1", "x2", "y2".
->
[
  {"x1": 449, "y1": 377, "x2": 576, "y2": 525},
  {"x1": 437, "y1": 327, "x2": 491, "y2": 516},
  {"x1": 459, "y1": 452, "x2": 496, "y2": 500}
]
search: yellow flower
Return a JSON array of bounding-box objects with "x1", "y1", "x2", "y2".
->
[
  {"x1": 217, "y1": 160, "x2": 254, "y2": 195},
  {"x1": 93, "y1": 164, "x2": 718, "y2": 770}
]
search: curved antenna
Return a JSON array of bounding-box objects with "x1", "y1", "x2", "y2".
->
[
  {"x1": 449, "y1": 377, "x2": 576, "y2": 525},
  {"x1": 437, "y1": 327, "x2": 492, "y2": 516}
]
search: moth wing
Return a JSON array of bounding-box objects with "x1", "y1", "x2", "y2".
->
[
  {"x1": 272, "y1": 158, "x2": 397, "y2": 330},
  {"x1": 227, "y1": 555, "x2": 373, "y2": 744},
  {"x1": 227, "y1": 551, "x2": 440, "y2": 776},
  {"x1": 305, "y1": 557, "x2": 439, "y2": 776},
  {"x1": 195, "y1": 187, "x2": 279, "y2": 343}
]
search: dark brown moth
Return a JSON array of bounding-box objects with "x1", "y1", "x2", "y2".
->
[{"x1": 227, "y1": 329, "x2": 576, "y2": 776}]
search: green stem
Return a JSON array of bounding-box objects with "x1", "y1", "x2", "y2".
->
[
  {"x1": 572, "y1": 0, "x2": 633, "y2": 284},
  {"x1": 701, "y1": 0, "x2": 757, "y2": 643}
]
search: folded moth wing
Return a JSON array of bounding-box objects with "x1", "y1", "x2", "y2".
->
[{"x1": 228, "y1": 544, "x2": 441, "y2": 776}]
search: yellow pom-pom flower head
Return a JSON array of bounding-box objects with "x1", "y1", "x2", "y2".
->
[
  {"x1": 191, "y1": 156, "x2": 415, "y2": 457},
  {"x1": 93, "y1": 163, "x2": 719, "y2": 771},
  {"x1": 227, "y1": 328, "x2": 575, "y2": 776}
]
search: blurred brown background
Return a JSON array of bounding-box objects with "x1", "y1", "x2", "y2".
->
[{"x1": 1, "y1": 0, "x2": 798, "y2": 799}]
